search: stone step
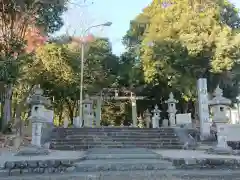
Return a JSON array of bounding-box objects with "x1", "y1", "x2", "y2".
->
[
  {"x1": 86, "y1": 147, "x2": 157, "y2": 154},
  {"x1": 50, "y1": 144, "x2": 183, "y2": 150},
  {"x1": 52, "y1": 135, "x2": 179, "y2": 140},
  {"x1": 53, "y1": 128, "x2": 174, "y2": 133},
  {"x1": 51, "y1": 139, "x2": 180, "y2": 144},
  {"x1": 74, "y1": 159, "x2": 174, "y2": 172},
  {"x1": 51, "y1": 133, "x2": 177, "y2": 139},
  {"x1": 85, "y1": 153, "x2": 162, "y2": 160},
  {"x1": 52, "y1": 127, "x2": 176, "y2": 131},
  {"x1": 62, "y1": 134, "x2": 178, "y2": 138},
  {"x1": 51, "y1": 141, "x2": 182, "y2": 145},
  {"x1": 64, "y1": 132, "x2": 177, "y2": 136},
  {"x1": 52, "y1": 135, "x2": 178, "y2": 141},
  {"x1": 51, "y1": 132, "x2": 176, "y2": 136}
]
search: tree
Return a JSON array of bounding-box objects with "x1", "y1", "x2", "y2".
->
[
  {"x1": 19, "y1": 36, "x2": 119, "y2": 124},
  {"x1": 123, "y1": 0, "x2": 240, "y2": 115},
  {"x1": 0, "y1": 0, "x2": 68, "y2": 130}
]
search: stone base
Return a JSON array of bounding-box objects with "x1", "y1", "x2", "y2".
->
[
  {"x1": 206, "y1": 146, "x2": 233, "y2": 155},
  {"x1": 75, "y1": 148, "x2": 174, "y2": 172},
  {"x1": 14, "y1": 145, "x2": 50, "y2": 156}
]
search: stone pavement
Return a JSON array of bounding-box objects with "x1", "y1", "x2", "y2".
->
[
  {"x1": 2, "y1": 147, "x2": 240, "y2": 179},
  {"x1": 154, "y1": 149, "x2": 240, "y2": 169},
  {"x1": 1, "y1": 170, "x2": 240, "y2": 180},
  {"x1": 153, "y1": 149, "x2": 240, "y2": 160},
  {"x1": 75, "y1": 148, "x2": 174, "y2": 172},
  {"x1": 0, "y1": 149, "x2": 86, "y2": 168}
]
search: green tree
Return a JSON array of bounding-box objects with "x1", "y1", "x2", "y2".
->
[
  {"x1": 123, "y1": 0, "x2": 240, "y2": 115},
  {"x1": 19, "y1": 36, "x2": 120, "y2": 124},
  {"x1": 0, "y1": 0, "x2": 68, "y2": 130}
]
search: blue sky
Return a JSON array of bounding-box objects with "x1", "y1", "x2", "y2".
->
[{"x1": 57, "y1": 0, "x2": 240, "y2": 56}]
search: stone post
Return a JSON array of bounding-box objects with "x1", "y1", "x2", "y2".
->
[
  {"x1": 131, "y1": 92, "x2": 137, "y2": 127},
  {"x1": 95, "y1": 97, "x2": 102, "y2": 127},
  {"x1": 165, "y1": 92, "x2": 178, "y2": 126},
  {"x1": 137, "y1": 115, "x2": 144, "y2": 128},
  {"x1": 197, "y1": 78, "x2": 211, "y2": 139},
  {"x1": 143, "y1": 109, "x2": 151, "y2": 128},
  {"x1": 151, "y1": 105, "x2": 161, "y2": 128},
  {"x1": 27, "y1": 85, "x2": 51, "y2": 147},
  {"x1": 82, "y1": 94, "x2": 94, "y2": 127},
  {"x1": 63, "y1": 117, "x2": 69, "y2": 128}
]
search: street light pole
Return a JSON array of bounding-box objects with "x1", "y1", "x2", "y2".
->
[
  {"x1": 237, "y1": 96, "x2": 240, "y2": 124},
  {"x1": 78, "y1": 22, "x2": 112, "y2": 127}
]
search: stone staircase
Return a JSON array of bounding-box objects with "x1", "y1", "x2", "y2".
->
[{"x1": 50, "y1": 127, "x2": 184, "y2": 150}]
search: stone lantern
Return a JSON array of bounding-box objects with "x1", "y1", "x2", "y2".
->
[
  {"x1": 82, "y1": 94, "x2": 94, "y2": 127},
  {"x1": 151, "y1": 105, "x2": 161, "y2": 128},
  {"x1": 137, "y1": 115, "x2": 144, "y2": 128},
  {"x1": 143, "y1": 109, "x2": 151, "y2": 128},
  {"x1": 209, "y1": 86, "x2": 231, "y2": 125},
  {"x1": 165, "y1": 92, "x2": 178, "y2": 126},
  {"x1": 26, "y1": 85, "x2": 51, "y2": 147}
]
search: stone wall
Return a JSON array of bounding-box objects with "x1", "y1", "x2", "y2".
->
[{"x1": 2, "y1": 159, "x2": 76, "y2": 176}]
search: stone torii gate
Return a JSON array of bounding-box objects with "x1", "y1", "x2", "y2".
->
[{"x1": 91, "y1": 88, "x2": 146, "y2": 127}]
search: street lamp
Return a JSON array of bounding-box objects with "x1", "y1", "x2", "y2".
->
[
  {"x1": 78, "y1": 22, "x2": 112, "y2": 127},
  {"x1": 236, "y1": 95, "x2": 240, "y2": 124}
]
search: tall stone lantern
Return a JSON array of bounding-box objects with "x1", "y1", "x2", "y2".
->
[
  {"x1": 165, "y1": 92, "x2": 178, "y2": 126},
  {"x1": 26, "y1": 85, "x2": 51, "y2": 147},
  {"x1": 208, "y1": 86, "x2": 233, "y2": 154},
  {"x1": 209, "y1": 86, "x2": 231, "y2": 125},
  {"x1": 151, "y1": 105, "x2": 161, "y2": 128}
]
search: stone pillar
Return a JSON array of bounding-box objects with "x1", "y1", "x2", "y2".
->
[
  {"x1": 197, "y1": 78, "x2": 211, "y2": 138},
  {"x1": 95, "y1": 97, "x2": 102, "y2": 127},
  {"x1": 82, "y1": 94, "x2": 94, "y2": 127},
  {"x1": 27, "y1": 85, "x2": 51, "y2": 147},
  {"x1": 208, "y1": 124, "x2": 232, "y2": 154},
  {"x1": 143, "y1": 109, "x2": 151, "y2": 128},
  {"x1": 151, "y1": 105, "x2": 161, "y2": 128},
  {"x1": 137, "y1": 115, "x2": 144, "y2": 128},
  {"x1": 63, "y1": 117, "x2": 69, "y2": 128},
  {"x1": 31, "y1": 119, "x2": 43, "y2": 146},
  {"x1": 216, "y1": 126, "x2": 229, "y2": 149},
  {"x1": 165, "y1": 92, "x2": 178, "y2": 126},
  {"x1": 131, "y1": 93, "x2": 137, "y2": 127}
]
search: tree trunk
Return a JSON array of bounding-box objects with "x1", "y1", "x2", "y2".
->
[
  {"x1": 2, "y1": 84, "x2": 13, "y2": 130},
  {"x1": 66, "y1": 101, "x2": 74, "y2": 124},
  {"x1": 15, "y1": 103, "x2": 22, "y2": 136}
]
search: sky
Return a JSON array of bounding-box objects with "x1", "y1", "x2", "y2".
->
[{"x1": 56, "y1": 0, "x2": 240, "y2": 56}]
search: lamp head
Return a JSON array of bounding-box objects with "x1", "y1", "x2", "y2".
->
[{"x1": 103, "y1": 22, "x2": 112, "y2": 26}]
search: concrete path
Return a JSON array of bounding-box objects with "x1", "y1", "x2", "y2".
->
[{"x1": 153, "y1": 149, "x2": 240, "y2": 160}]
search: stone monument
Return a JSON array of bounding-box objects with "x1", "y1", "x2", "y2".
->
[
  {"x1": 165, "y1": 92, "x2": 178, "y2": 126},
  {"x1": 197, "y1": 78, "x2": 211, "y2": 139},
  {"x1": 151, "y1": 105, "x2": 161, "y2": 128}
]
